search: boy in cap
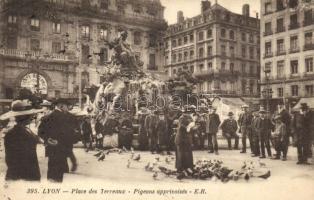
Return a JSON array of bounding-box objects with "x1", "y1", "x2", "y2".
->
[
  {"x1": 220, "y1": 112, "x2": 239, "y2": 150},
  {"x1": 271, "y1": 115, "x2": 288, "y2": 161}
]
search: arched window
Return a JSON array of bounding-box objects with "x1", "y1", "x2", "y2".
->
[
  {"x1": 229, "y1": 30, "x2": 234, "y2": 40},
  {"x1": 199, "y1": 47, "x2": 204, "y2": 58},
  {"x1": 207, "y1": 29, "x2": 212, "y2": 38},
  {"x1": 221, "y1": 28, "x2": 226, "y2": 37}
]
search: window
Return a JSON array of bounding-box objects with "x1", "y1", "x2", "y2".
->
[
  {"x1": 221, "y1": 29, "x2": 226, "y2": 38},
  {"x1": 277, "y1": 0, "x2": 284, "y2": 11},
  {"x1": 184, "y1": 52, "x2": 188, "y2": 61},
  {"x1": 289, "y1": 14, "x2": 298, "y2": 29},
  {"x1": 229, "y1": 30, "x2": 235, "y2": 40},
  {"x1": 230, "y1": 46, "x2": 235, "y2": 57},
  {"x1": 81, "y1": 25, "x2": 90, "y2": 38},
  {"x1": 265, "y1": 22, "x2": 272, "y2": 35},
  {"x1": 173, "y1": 69, "x2": 176, "y2": 74},
  {"x1": 190, "y1": 66, "x2": 194, "y2": 73},
  {"x1": 277, "y1": 39, "x2": 285, "y2": 54},
  {"x1": 306, "y1": 57, "x2": 313, "y2": 72},
  {"x1": 52, "y1": 22, "x2": 61, "y2": 33},
  {"x1": 199, "y1": 47, "x2": 204, "y2": 58},
  {"x1": 277, "y1": 88, "x2": 284, "y2": 97},
  {"x1": 208, "y1": 62, "x2": 212, "y2": 70},
  {"x1": 305, "y1": 85, "x2": 314, "y2": 96},
  {"x1": 172, "y1": 54, "x2": 177, "y2": 63},
  {"x1": 290, "y1": 36, "x2": 298, "y2": 51},
  {"x1": 277, "y1": 60, "x2": 284, "y2": 78},
  {"x1": 148, "y1": 54, "x2": 157, "y2": 70},
  {"x1": 207, "y1": 29, "x2": 212, "y2": 38},
  {"x1": 178, "y1": 53, "x2": 182, "y2": 62},
  {"x1": 207, "y1": 46, "x2": 212, "y2": 56},
  {"x1": 221, "y1": 45, "x2": 226, "y2": 56},
  {"x1": 221, "y1": 62, "x2": 226, "y2": 70},
  {"x1": 241, "y1": 63, "x2": 246, "y2": 74},
  {"x1": 52, "y1": 42, "x2": 61, "y2": 53},
  {"x1": 242, "y1": 80, "x2": 247, "y2": 94},
  {"x1": 249, "y1": 47, "x2": 254, "y2": 59},
  {"x1": 190, "y1": 50, "x2": 194, "y2": 59},
  {"x1": 305, "y1": 32, "x2": 313, "y2": 45},
  {"x1": 249, "y1": 64, "x2": 254, "y2": 75},
  {"x1": 190, "y1": 34, "x2": 194, "y2": 42},
  {"x1": 30, "y1": 39, "x2": 40, "y2": 51},
  {"x1": 249, "y1": 80, "x2": 254, "y2": 94},
  {"x1": 8, "y1": 15, "x2": 17, "y2": 24},
  {"x1": 100, "y1": 0, "x2": 109, "y2": 10},
  {"x1": 291, "y1": 85, "x2": 298, "y2": 96},
  {"x1": 198, "y1": 31, "x2": 204, "y2": 41},
  {"x1": 304, "y1": 9, "x2": 313, "y2": 26},
  {"x1": 99, "y1": 48, "x2": 108, "y2": 64},
  {"x1": 265, "y1": 62, "x2": 272, "y2": 73},
  {"x1": 172, "y1": 40, "x2": 177, "y2": 47},
  {"x1": 290, "y1": 60, "x2": 298, "y2": 74},
  {"x1": 133, "y1": 31, "x2": 141, "y2": 45},
  {"x1": 276, "y1": 18, "x2": 284, "y2": 32},
  {"x1": 241, "y1": 32, "x2": 246, "y2": 41},
  {"x1": 230, "y1": 63, "x2": 234, "y2": 72},
  {"x1": 241, "y1": 45, "x2": 246, "y2": 57},
  {"x1": 265, "y1": 42, "x2": 272, "y2": 55},
  {"x1": 184, "y1": 36, "x2": 188, "y2": 44},
  {"x1": 133, "y1": 5, "x2": 142, "y2": 13},
  {"x1": 6, "y1": 36, "x2": 17, "y2": 49},
  {"x1": 81, "y1": 45, "x2": 90, "y2": 64},
  {"x1": 199, "y1": 64, "x2": 204, "y2": 71},
  {"x1": 100, "y1": 28, "x2": 108, "y2": 40},
  {"x1": 30, "y1": 18, "x2": 40, "y2": 31},
  {"x1": 249, "y1": 34, "x2": 254, "y2": 43},
  {"x1": 178, "y1": 38, "x2": 182, "y2": 46},
  {"x1": 265, "y1": 2, "x2": 272, "y2": 14}
]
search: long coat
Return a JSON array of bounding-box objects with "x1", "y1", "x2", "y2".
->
[
  {"x1": 81, "y1": 120, "x2": 93, "y2": 142},
  {"x1": 175, "y1": 125, "x2": 193, "y2": 171},
  {"x1": 291, "y1": 111, "x2": 313, "y2": 145},
  {"x1": 256, "y1": 117, "x2": 274, "y2": 139},
  {"x1": 4, "y1": 125, "x2": 41, "y2": 181},
  {"x1": 207, "y1": 113, "x2": 221, "y2": 134},
  {"x1": 156, "y1": 119, "x2": 168, "y2": 146}
]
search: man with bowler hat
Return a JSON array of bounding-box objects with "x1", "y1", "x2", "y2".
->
[
  {"x1": 220, "y1": 112, "x2": 239, "y2": 150},
  {"x1": 238, "y1": 105, "x2": 253, "y2": 154}
]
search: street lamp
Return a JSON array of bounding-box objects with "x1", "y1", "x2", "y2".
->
[{"x1": 263, "y1": 66, "x2": 272, "y2": 112}]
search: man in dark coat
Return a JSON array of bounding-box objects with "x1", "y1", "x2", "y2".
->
[
  {"x1": 138, "y1": 108, "x2": 150, "y2": 150},
  {"x1": 38, "y1": 99, "x2": 79, "y2": 182},
  {"x1": 220, "y1": 112, "x2": 239, "y2": 150},
  {"x1": 291, "y1": 103, "x2": 313, "y2": 164},
  {"x1": 251, "y1": 111, "x2": 260, "y2": 157},
  {"x1": 256, "y1": 109, "x2": 274, "y2": 159},
  {"x1": 156, "y1": 111, "x2": 169, "y2": 153},
  {"x1": 145, "y1": 110, "x2": 159, "y2": 153},
  {"x1": 238, "y1": 105, "x2": 253, "y2": 154},
  {"x1": 206, "y1": 106, "x2": 221, "y2": 154},
  {"x1": 81, "y1": 116, "x2": 93, "y2": 152}
]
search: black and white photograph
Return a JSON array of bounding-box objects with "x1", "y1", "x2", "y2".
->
[{"x1": 0, "y1": 0, "x2": 313, "y2": 200}]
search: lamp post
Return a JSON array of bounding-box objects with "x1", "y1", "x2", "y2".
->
[{"x1": 263, "y1": 66, "x2": 272, "y2": 112}]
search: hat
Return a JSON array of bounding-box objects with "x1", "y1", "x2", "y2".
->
[
  {"x1": 300, "y1": 103, "x2": 309, "y2": 110},
  {"x1": 0, "y1": 100, "x2": 44, "y2": 120},
  {"x1": 228, "y1": 112, "x2": 234, "y2": 116},
  {"x1": 259, "y1": 108, "x2": 267, "y2": 113},
  {"x1": 53, "y1": 98, "x2": 72, "y2": 105},
  {"x1": 241, "y1": 105, "x2": 249, "y2": 109},
  {"x1": 40, "y1": 100, "x2": 52, "y2": 107}
]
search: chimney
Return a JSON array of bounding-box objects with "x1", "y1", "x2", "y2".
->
[
  {"x1": 201, "y1": 0, "x2": 211, "y2": 13},
  {"x1": 177, "y1": 11, "x2": 184, "y2": 23},
  {"x1": 242, "y1": 4, "x2": 250, "y2": 17}
]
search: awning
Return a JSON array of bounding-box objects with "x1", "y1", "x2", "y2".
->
[{"x1": 292, "y1": 97, "x2": 314, "y2": 111}]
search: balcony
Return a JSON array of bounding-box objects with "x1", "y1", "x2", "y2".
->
[
  {"x1": 263, "y1": 30, "x2": 273, "y2": 36},
  {"x1": 194, "y1": 69, "x2": 215, "y2": 78},
  {"x1": 304, "y1": 43, "x2": 314, "y2": 51},
  {"x1": 276, "y1": 50, "x2": 286, "y2": 56},
  {"x1": 0, "y1": 48, "x2": 73, "y2": 63},
  {"x1": 263, "y1": 52, "x2": 273, "y2": 58},
  {"x1": 288, "y1": 23, "x2": 300, "y2": 30},
  {"x1": 289, "y1": 47, "x2": 300, "y2": 54},
  {"x1": 276, "y1": 26, "x2": 285, "y2": 33}
]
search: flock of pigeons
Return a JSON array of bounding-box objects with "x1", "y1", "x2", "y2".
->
[{"x1": 93, "y1": 148, "x2": 271, "y2": 182}]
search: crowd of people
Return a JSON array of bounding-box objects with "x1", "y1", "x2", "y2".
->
[{"x1": 0, "y1": 97, "x2": 313, "y2": 182}]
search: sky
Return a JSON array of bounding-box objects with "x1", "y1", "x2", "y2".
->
[{"x1": 160, "y1": 0, "x2": 261, "y2": 24}]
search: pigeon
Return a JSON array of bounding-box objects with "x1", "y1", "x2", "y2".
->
[
  {"x1": 155, "y1": 157, "x2": 160, "y2": 162},
  {"x1": 258, "y1": 170, "x2": 271, "y2": 179},
  {"x1": 118, "y1": 149, "x2": 122, "y2": 154},
  {"x1": 94, "y1": 151, "x2": 103, "y2": 157},
  {"x1": 98, "y1": 153, "x2": 105, "y2": 161},
  {"x1": 241, "y1": 161, "x2": 247, "y2": 169},
  {"x1": 127, "y1": 160, "x2": 131, "y2": 168},
  {"x1": 244, "y1": 173, "x2": 250, "y2": 181},
  {"x1": 258, "y1": 159, "x2": 266, "y2": 167},
  {"x1": 153, "y1": 172, "x2": 158, "y2": 180},
  {"x1": 165, "y1": 157, "x2": 171, "y2": 164},
  {"x1": 122, "y1": 146, "x2": 128, "y2": 152},
  {"x1": 145, "y1": 162, "x2": 151, "y2": 171},
  {"x1": 106, "y1": 151, "x2": 110, "y2": 155},
  {"x1": 87, "y1": 54, "x2": 93, "y2": 59},
  {"x1": 130, "y1": 147, "x2": 134, "y2": 154},
  {"x1": 133, "y1": 154, "x2": 141, "y2": 161}
]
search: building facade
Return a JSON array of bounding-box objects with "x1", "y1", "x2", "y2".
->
[
  {"x1": 0, "y1": 0, "x2": 166, "y2": 100},
  {"x1": 260, "y1": 0, "x2": 314, "y2": 110},
  {"x1": 163, "y1": 1, "x2": 260, "y2": 98}
]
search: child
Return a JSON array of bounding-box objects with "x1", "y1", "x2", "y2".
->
[{"x1": 271, "y1": 115, "x2": 288, "y2": 161}]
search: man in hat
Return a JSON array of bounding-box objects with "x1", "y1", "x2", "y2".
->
[
  {"x1": 38, "y1": 98, "x2": 80, "y2": 182},
  {"x1": 206, "y1": 106, "x2": 221, "y2": 154},
  {"x1": 220, "y1": 112, "x2": 239, "y2": 150},
  {"x1": 271, "y1": 115, "x2": 288, "y2": 161},
  {"x1": 256, "y1": 108, "x2": 273, "y2": 159},
  {"x1": 291, "y1": 103, "x2": 313, "y2": 164},
  {"x1": 138, "y1": 107, "x2": 150, "y2": 150},
  {"x1": 251, "y1": 111, "x2": 260, "y2": 157},
  {"x1": 145, "y1": 108, "x2": 159, "y2": 153},
  {"x1": 156, "y1": 109, "x2": 170, "y2": 153},
  {"x1": 238, "y1": 105, "x2": 253, "y2": 154}
]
